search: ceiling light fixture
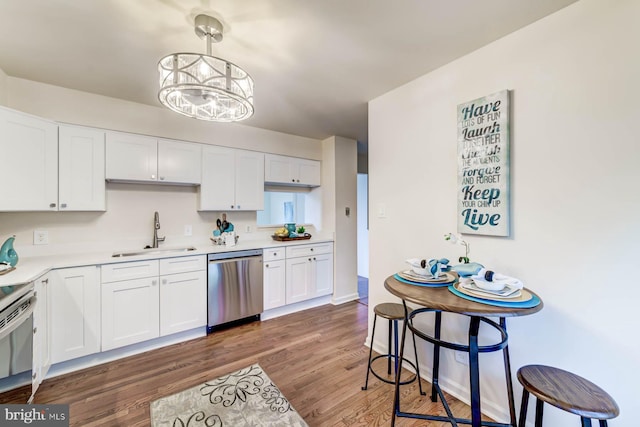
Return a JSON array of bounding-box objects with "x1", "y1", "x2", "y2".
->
[{"x1": 158, "y1": 14, "x2": 254, "y2": 122}]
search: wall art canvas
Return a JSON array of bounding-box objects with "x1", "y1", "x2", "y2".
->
[{"x1": 457, "y1": 90, "x2": 510, "y2": 236}]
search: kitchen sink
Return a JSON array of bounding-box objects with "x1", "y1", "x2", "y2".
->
[{"x1": 111, "y1": 246, "x2": 197, "y2": 258}]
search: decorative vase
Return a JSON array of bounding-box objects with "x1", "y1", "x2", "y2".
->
[{"x1": 0, "y1": 235, "x2": 19, "y2": 267}]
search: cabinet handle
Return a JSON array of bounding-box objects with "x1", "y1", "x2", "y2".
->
[
  {"x1": 42, "y1": 279, "x2": 48, "y2": 284},
  {"x1": 32, "y1": 372, "x2": 37, "y2": 380},
  {"x1": 292, "y1": 179, "x2": 295, "y2": 182},
  {"x1": 308, "y1": 258, "x2": 311, "y2": 261},
  {"x1": 237, "y1": 205, "x2": 240, "y2": 209},
  {"x1": 152, "y1": 280, "x2": 157, "y2": 286},
  {"x1": 159, "y1": 176, "x2": 165, "y2": 181},
  {"x1": 310, "y1": 248, "x2": 314, "y2": 251},
  {"x1": 265, "y1": 264, "x2": 269, "y2": 268},
  {"x1": 33, "y1": 327, "x2": 37, "y2": 334},
  {"x1": 273, "y1": 252, "x2": 277, "y2": 256},
  {"x1": 49, "y1": 202, "x2": 56, "y2": 208},
  {"x1": 162, "y1": 279, "x2": 167, "y2": 285},
  {"x1": 296, "y1": 179, "x2": 300, "y2": 182},
  {"x1": 60, "y1": 203, "x2": 67, "y2": 208},
  {"x1": 313, "y1": 257, "x2": 316, "y2": 261},
  {"x1": 231, "y1": 205, "x2": 234, "y2": 209}
]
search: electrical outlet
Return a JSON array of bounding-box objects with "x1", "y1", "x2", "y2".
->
[
  {"x1": 184, "y1": 225, "x2": 192, "y2": 236},
  {"x1": 34, "y1": 230, "x2": 49, "y2": 245},
  {"x1": 455, "y1": 351, "x2": 469, "y2": 365},
  {"x1": 245, "y1": 225, "x2": 252, "y2": 233}
]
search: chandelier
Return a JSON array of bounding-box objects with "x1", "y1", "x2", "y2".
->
[{"x1": 158, "y1": 14, "x2": 254, "y2": 122}]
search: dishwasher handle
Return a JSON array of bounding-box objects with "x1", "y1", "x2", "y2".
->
[{"x1": 207, "y1": 249, "x2": 263, "y2": 262}]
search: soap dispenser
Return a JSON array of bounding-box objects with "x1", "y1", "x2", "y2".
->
[{"x1": 0, "y1": 235, "x2": 19, "y2": 267}]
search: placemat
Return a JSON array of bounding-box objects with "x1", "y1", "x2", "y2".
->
[{"x1": 448, "y1": 284, "x2": 541, "y2": 308}]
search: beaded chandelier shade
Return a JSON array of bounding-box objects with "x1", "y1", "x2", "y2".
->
[{"x1": 158, "y1": 14, "x2": 254, "y2": 122}]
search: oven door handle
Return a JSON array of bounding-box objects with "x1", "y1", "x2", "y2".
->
[{"x1": 0, "y1": 294, "x2": 35, "y2": 342}]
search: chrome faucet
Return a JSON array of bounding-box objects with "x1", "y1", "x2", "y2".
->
[{"x1": 152, "y1": 211, "x2": 165, "y2": 248}]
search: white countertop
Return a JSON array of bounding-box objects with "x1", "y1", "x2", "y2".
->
[{"x1": 0, "y1": 236, "x2": 333, "y2": 288}]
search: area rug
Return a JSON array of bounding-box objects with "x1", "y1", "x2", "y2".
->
[{"x1": 150, "y1": 364, "x2": 308, "y2": 427}]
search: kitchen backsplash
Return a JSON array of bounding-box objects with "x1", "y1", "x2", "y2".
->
[{"x1": 0, "y1": 183, "x2": 312, "y2": 257}]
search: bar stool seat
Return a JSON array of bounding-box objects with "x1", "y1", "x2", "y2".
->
[
  {"x1": 517, "y1": 365, "x2": 619, "y2": 426},
  {"x1": 362, "y1": 303, "x2": 424, "y2": 394}
]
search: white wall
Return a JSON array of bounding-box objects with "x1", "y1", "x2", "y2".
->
[
  {"x1": 6, "y1": 77, "x2": 321, "y2": 159},
  {"x1": 321, "y1": 136, "x2": 359, "y2": 304},
  {"x1": 357, "y1": 174, "x2": 369, "y2": 278},
  {"x1": 368, "y1": 0, "x2": 638, "y2": 425},
  {"x1": 0, "y1": 67, "x2": 7, "y2": 106}
]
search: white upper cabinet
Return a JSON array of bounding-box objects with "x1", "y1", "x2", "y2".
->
[
  {"x1": 0, "y1": 107, "x2": 58, "y2": 211},
  {"x1": 158, "y1": 139, "x2": 202, "y2": 184},
  {"x1": 58, "y1": 125, "x2": 106, "y2": 211},
  {"x1": 106, "y1": 132, "x2": 201, "y2": 184},
  {"x1": 106, "y1": 132, "x2": 158, "y2": 182},
  {"x1": 200, "y1": 145, "x2": 264, "y2": 211},
  {"x1": 264, "y1": 154, "x2": 320, "y2": 187}
]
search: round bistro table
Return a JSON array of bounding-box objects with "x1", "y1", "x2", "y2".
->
[{"x1": 384, "y1": 274, "x2": 543, "y2": 427}]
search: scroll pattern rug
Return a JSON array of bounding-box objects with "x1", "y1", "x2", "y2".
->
[{"x1": 150, "y1": 364, "x2": 308, "y2": 427}]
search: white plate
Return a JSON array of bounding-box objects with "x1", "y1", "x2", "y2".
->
[
  {"x1": 398, "y1": 270, "x2": 454, "y2": 283},
  {"x1": 455, "y1": 282, "x2": 532, "y2": 302}
]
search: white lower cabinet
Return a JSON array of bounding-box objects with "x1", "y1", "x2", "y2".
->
[
  {"x1": 102, "y1": 276, "x2": 160, "y2": 351},
  {"x1": 264, "y1": 243, "x2": 334, "y2": 309},
  {"x1": 263, "y1": 248, "x2": 287, "y2": 310},
  {"x1": 50, "y1": 266, "x2": 100, "y2": 364},
  {"x1": 101, "y1": 256, "x2": 206, "y2": 351},
  {"x1": 159, "y1": 268, "x2": 207, "y2": 336}
]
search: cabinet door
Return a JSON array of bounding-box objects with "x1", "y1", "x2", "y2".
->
[
  {"x1": 158, "y1": 139, "x2": 202, "y2": 184},
  {"x1": 101, "y1": 277, "x2": 159, "y2": 351},
  {"x1": 264, "y1": 259, "x2": 286, "y2": 310},
  {"x1": 200, "y1": 145, "x2": 236, "y2": 210},
  {"x1": 32, "y1": 274, "x2": 51, "y2": 396},
  {"x1": 296, "y1": 159, "x2": 321, "y2": 186},
  {"x1": 264, "y1": 154, "x2": 292, "y2": 184},
  {"x1": 0, "y1": 107, "x2": 58, "y2": 211},
  {"x1": 58, "y1": 125, "x2": 106, "y2": 211},
  {"x1": 50, "y1": 266, "x2": 100, "y2": 364},
  {"x1": 235, "y1": 150, "x2": 264, "y2": 210},
  {"x1": 159, "y1": 271, "x2": 206, "y2": 336},
  {"x1": 312, "y1": 253, "x2": 334, "y2": 297},
  {"x1": 105, "y1": 131, "x2": 157, "y2": 182},
  {"x1": 286, "y1": 257, "x2": 312, "y2": 304}
]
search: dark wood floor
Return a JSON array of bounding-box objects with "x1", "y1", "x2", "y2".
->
[{"x1": 1, "y1": 301, "x2": 481, "y2": 426}]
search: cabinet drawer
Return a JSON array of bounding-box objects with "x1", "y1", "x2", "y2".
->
[
  {"x1": 101, "y1": 260, "x2": 159, "y2": 283},
  {"x1": 285, "y1": 243, "x2": 333, "y2": 258},
  {"x1": 263, "y1": 248, "x2": 285, "y2": 261},
  {"x1": 159, "y1": 255, "x2": 206, "y2": 275}
]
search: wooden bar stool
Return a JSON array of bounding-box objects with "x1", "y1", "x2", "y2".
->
[
  {"x1": 517, "y1": 365, "x2": 619, "y2": 427},
  {"x1": 362, "y1": 303, "x2": 425, "y2": 394}
]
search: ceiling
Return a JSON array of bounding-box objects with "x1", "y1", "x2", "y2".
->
[{"x1": 0, "y1": 0, "x2": 578, "y2": 145}]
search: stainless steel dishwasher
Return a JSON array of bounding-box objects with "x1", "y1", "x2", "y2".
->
[{"x1": 207, "y1": 249, "x2": 263, "y2": 332}]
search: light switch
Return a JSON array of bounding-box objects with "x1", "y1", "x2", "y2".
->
[
  {"x1": 184, "y1": 225, "x2": 192, "y2": 236},
  {"x1": 377, "y1": 204, "x2": 387, "y2": 218}
]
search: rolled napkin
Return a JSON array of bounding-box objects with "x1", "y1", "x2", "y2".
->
[{"x1": 471, "y1": 268, "x2": 523, "y2": 291}]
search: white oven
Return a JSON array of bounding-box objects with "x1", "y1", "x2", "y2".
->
[{"x1": 0, "y1": 283, "x2": 35, "y2": 390}]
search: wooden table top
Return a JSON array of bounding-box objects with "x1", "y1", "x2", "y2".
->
[{"x1": 384, "y1": 275, "x2": 543, "y2": 318}]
